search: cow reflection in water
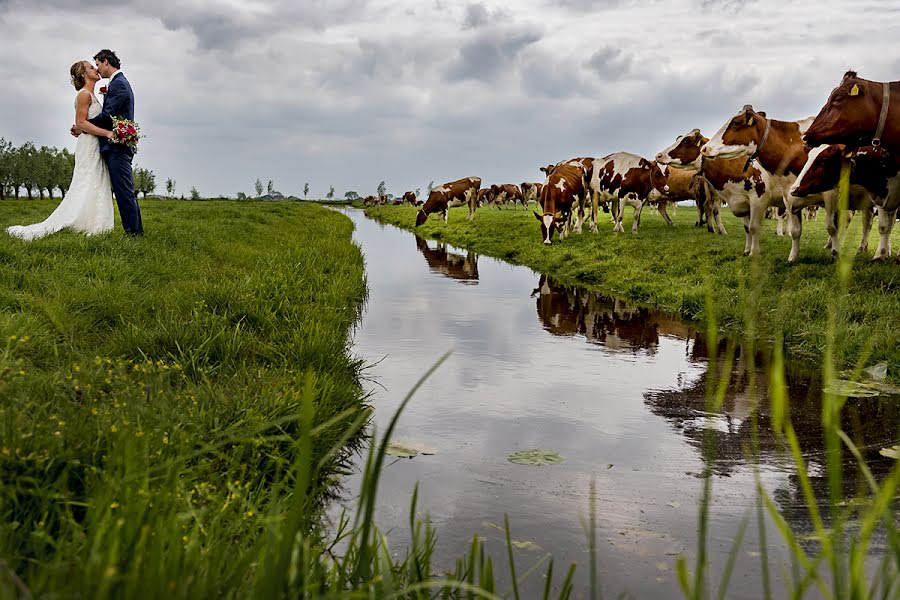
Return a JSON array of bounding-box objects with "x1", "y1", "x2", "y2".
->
[
  {"x1": 415, "y1": 236, "x2": 479, "y2": 285},
  {"x1": 532, "y1": 274, "x2": 690, "y2": 353}
]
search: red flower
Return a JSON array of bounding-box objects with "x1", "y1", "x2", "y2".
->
[{"x1": 99, "y1": 86, "x2": 108, "y2": 94}]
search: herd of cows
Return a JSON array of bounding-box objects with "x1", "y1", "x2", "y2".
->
[{"x1": 386, "y1": 71, "x2": 899, "y2": 263}]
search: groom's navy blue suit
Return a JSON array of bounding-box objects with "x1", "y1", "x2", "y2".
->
[{"x1": 88, "y1": 72, "x2": 143, "y2": 234}]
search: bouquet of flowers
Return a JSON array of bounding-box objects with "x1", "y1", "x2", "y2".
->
[{"x1": 110, "y1": 117, "x2": 141, "y2": 152}]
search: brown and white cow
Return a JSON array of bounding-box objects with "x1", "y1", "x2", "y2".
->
[
  {"x1": 415, "y1": 177, "x2": 481, "y2": 226},
  {"x1": 702, "y1": 105, "x2": 835, "y2": 261},
  {"x1": 490, "y1": 184, "x2": 525, "y2": 209},
  {"x1": 791, "y1": 144, "x2": 899, "y2": 259},
  {"x1": 656, "y1": 128, "x2": 724, "y2": 233},
  {"x1": 542, "y1": 157, "x2": 600, "y2": 232},
  {"x1": 521, "y1": 182, "x2": 543, "y2": 208},
  {"x1": 403, "y1": 191, "x2": 417, "y2": 205},
  {"x1": 477, "y1": 187, "x2": 493, "y2": 208},
  {"x1": 587, "y1": 152, "x2": 665, "y2": 234},
  {"x1": 649, "y1": 163, "x2": 706, "y2": 226},
  {"x1": 535, "y1": 161, "x2": 586, "y2": 244},
  {"x1": 805, "y1": 71, "x2": 900, "y2": 155}
]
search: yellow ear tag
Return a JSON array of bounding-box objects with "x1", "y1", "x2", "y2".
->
[
  {"x1": 845, "y1": 151, "x2": 854, "y2": 158},
  {"x1": 747, "y1": 116, "x2": 754, "y2": 126},
  {"x1": 850, "y1": 84, "x2": 860, "y2": 96}
]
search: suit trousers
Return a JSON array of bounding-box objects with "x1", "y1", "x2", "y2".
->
[{"x1": 105, "y1": 150, "x2": 143, "y2": 234}]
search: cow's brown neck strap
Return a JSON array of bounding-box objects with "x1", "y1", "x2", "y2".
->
[
  {"x1": 744, "y1": 118, "x2": 771, "y2": 172},
  {"x1": 873, "y1": 82, "x2": 891, "y2": 147}
]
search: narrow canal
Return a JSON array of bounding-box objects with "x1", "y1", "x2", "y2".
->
[{"x1": 334, "y1": 207, "x2": 898, "y2": 599}]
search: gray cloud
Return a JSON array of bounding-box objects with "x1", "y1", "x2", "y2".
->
[
  {"x1": 584, "y1": 46, "x2": 633, "y2": 81},
  {"x1": 0, "y1": 0, "x2": 898, "y2": 199}
]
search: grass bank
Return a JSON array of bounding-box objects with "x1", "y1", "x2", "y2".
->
[
  {"x1": 0, "y1": 200, "x2": 369, "y2": 596},
  {"x1": 366, "y1": 203, "x2": 900, "y2": 380}
]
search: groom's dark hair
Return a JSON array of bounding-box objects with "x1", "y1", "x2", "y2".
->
[{"x1": 93, "y1": 49, "x2": 121, "y2": 69}]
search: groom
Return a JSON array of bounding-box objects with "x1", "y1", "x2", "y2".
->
[{"x1": 73, "y1": 49, "x2": 143, "y2": 235}]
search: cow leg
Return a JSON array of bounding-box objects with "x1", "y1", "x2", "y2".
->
[
  {"x1": 632, "y1": 200, "x2": 645, "y2": 234},
  {"x1": 658, "y1": 201, "x2": 674, "y2": 226},
  {"x1": 712, "y1": 195, "x2": 727, "y2": 235},
  {"x1": 590, "y1": 190, "x2": 599, "y2": 233},
  {"x1": 824, "y1": 206, "x2": 839, "y2": 256},
  {"x1": 444, "y1": 209, "x2": 449, "y2": 223},
  {"x1": 873, "y1": 208, "x2": 896, "y2": 260},
  {"x1": 857, "y1": 207, "x2": 873, "y2": 255},
  {"x1": 574, "y1": 197, "x2": 584, "y2": 234},
  {"x1": 787, "y1": 208, "x2": 803, "y2": 263},
  {"x1": 742, "y1": 216, "x2": 752, "y2": 255},
  {"x1": 613, "y1": 199, "x2": 625, "y2": 233}
]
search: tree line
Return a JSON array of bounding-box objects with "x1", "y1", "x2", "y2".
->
[{"x1": 0, "y1": 137, "x2": 162, "y2": 200}]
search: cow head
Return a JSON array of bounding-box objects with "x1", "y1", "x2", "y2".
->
[
  {"x1": 702, "y1": 105, "x2": 768, "y2": 160},
  {"x1": 790, "y1": 144, "x2": 845, "y2": 197},
  {"x1": 415, "y1": 209, "x2": 428, "y2": 226},
  {"x1": 533, "y1": 210, "x2": 562, "y2": 245},
  {"x1": 656, "y1": 128, "x2": 708, "y2": 168},
  {"x1": 805, "y1": 71, "x2": 883, "y2": 148}
]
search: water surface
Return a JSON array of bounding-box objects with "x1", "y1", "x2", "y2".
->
[{"x1": 335, "y1": 208, "x2": 899, "y2": 598}]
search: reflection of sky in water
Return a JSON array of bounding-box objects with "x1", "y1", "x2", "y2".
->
[{"x1": 333, "y1": 209, "x2": 896, "y2": 599}]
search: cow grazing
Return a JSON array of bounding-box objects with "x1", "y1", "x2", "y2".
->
[
  {"x1": 415, "y1": 177, "x2": 481, "y2": 226},
  {"x1": 702, "y1": 105, "x2": 833, "y2": 261},
  {"x1": 403, "y1": 191, "x2": 417, "y2": 205},
  {"x1": 535, "y1": 161, "x2": 586, "y2": 244},
  {"x1": 490, "y1": 184, "x2": 525, "y2": 209},
  {"x1": 587, "y1": 152, "x2": 665, "y2": 234},
  {"x1": 791, "y1": 144, "x2": 899, "y2": 259},
  {"x1": 477, "y1": 187, "x2": 492, "y2": 208},
  {"x1": 656, "y1": 129, "x2": 726, "y2": 234},
  {"x1": 805, "y1": 71, "x2": 900, "y2": 155},
  {"x1": 521, "y1": 182, "x2": 543, "y2": 208}
]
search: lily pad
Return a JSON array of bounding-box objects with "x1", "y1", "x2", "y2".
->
[
  {"x1": 879, "y1": 446, "x2": 900, "y2": 460},
  {"x1": 823, "y1": 380, "x2": 881, "y2": 398},
  {"x1": 385, "y1": 443, "x2": 419, "y2": 458},
  {"x1": 511, "y1": 540, "x2": 541, "y2": 551},
  {"x1": 507, "y1": 448, "x2": 565, "y2": 466}
]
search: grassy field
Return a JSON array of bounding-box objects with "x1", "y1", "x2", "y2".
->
[
  {"x1": 0, "y1": 199, "x2": 369, "y2": 596},
  {"x1": 366, "y1": 202, "x2": 900, "y2": 380}
]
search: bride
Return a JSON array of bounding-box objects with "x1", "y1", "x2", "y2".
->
[{"x1": 6, "y1": 61, "x2": 115, "y2": 241}]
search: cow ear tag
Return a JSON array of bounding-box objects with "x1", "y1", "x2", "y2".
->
[
  {"x1": 747, "y1": 116, "x2": 754, "y2": 126},
  {"x1": 850, "y1": 84, "x2": 860, "y2": 96}
]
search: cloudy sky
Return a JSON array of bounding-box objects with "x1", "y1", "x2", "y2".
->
[{"x1": 1, "y1": 0, "x2": 898, "y2": 198}]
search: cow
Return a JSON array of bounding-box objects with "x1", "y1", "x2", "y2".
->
[
  {"x1": 805, "y1": 71, "x2": 900, "y2": 155},
  {"x1": 587, "y1": 152, "x2": 666, "y2": 234},
  {"x1": 391, "y1": 199, "x2": 404, "y2": 205},
  {"x1": 403, "y1": 191, "x2": 417, "y2": 205},
  {"x1": 534, "y1": 161, "x2": 586, "y2": 244},
  {"x1": 477, "y1": 187, "x2": 493, "y2": 208},
  {"x1": 415, "y1": 236, "x2": 479, "y2": 284},
  {"x1": 542, "y1": 157, "x2": 601, "y2": 232},
  {"x1": 521, "y1": 182, "x2": 543, "y2": 208},
  {"x1": 649, "y1": 163, "x2": 706, "y2": 226},
  {"x1": 655, "y1": 129, "x2": 726, "y2": 234},
  {"x1": 415, "y1": 177, "x2": 481, "y2": 226},
  {"x1": 702, "y1": 105, "x2": 835, "y2": 261},
  {"x1": 362, "y1": 195, "x2": 377, "y2": 206},
  {"x1": 804, "y1": 205, "x2": 819, "y2": 220},
  {"x1": 791, "y1": 144, "x2": 899, "y2": 260},
  {"x1": 490, "y1": 184, "x2": 525, "y2": 209}
]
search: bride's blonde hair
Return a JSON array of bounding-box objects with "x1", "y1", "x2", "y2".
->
[{"x1": 70, "y1": 61, "x2": 87, "y2": 91}]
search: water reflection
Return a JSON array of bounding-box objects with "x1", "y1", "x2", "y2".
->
[
  {"x1": 415, "y1": 236, "x2": 479, "y2": 284},
  {"x1": 533, "y1": 273, "x2": 690, "y2": 352}
]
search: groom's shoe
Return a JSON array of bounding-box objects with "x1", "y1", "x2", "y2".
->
[{"x1": 125, "y1": 230, "x2": 144, "y2": 237}]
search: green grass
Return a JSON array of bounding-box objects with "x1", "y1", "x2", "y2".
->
[
  {"x1": 366, "y1": 203, "x2": 900, "y2": 380},
  {"x1": 0, "y1": 199, "x2": 370, "y2": 596}
]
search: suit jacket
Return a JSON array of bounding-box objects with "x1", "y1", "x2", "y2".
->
[{"x1": 89, "y1": 72, "x2": 135, "y2": 156}]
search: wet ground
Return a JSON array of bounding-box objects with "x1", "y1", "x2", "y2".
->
[{"x1": 333, "y1": 208, "x2": 899, "y2": 599}]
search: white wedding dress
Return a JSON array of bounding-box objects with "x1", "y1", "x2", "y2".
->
[{"x1": 6, "y1": 93, "x2": 114, "y2": 241}]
